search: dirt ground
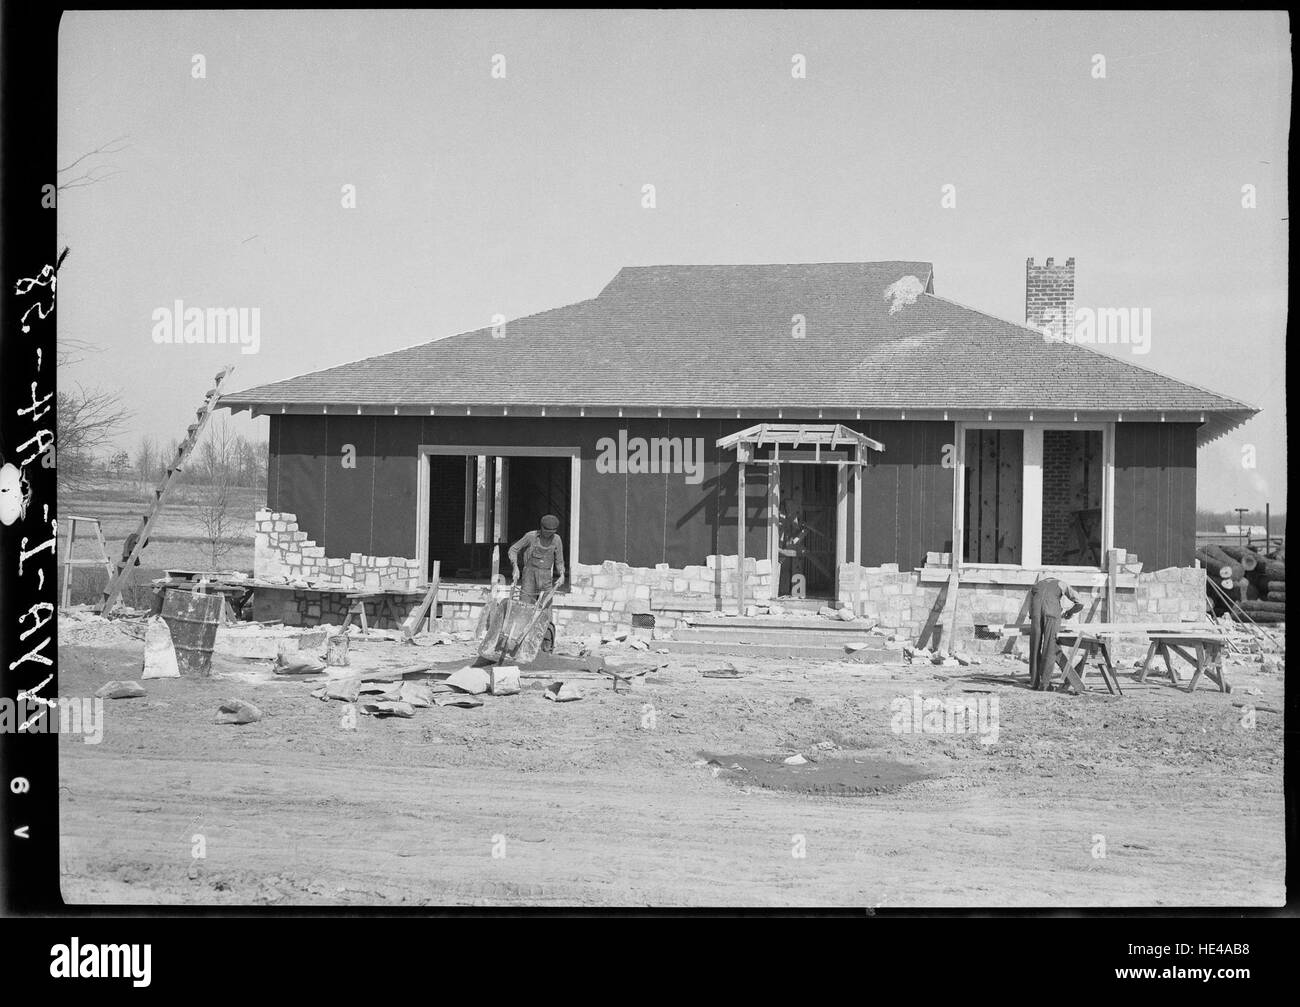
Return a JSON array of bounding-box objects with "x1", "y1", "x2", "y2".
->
[{"x1": 57, "y1": 618, "x2": 1285, "y2": 908}]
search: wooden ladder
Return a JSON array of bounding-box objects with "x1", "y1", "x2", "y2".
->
[
  {"x1": 61, "y1": 516, "x2": 115, "y2": 608},
  {"x1": 98, "y1": 366, "x2": 235, "y2": 614}
]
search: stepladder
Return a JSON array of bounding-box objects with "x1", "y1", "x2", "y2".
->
[{"x1": 62, "y1": 516, "x2": 115, "y2": 608}]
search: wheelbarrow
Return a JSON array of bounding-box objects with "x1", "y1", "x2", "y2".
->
[{"x1": 475, "y1": 579, "x2": 560, "y2": 665}]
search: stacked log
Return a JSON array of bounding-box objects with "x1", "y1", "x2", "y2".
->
[{"x1": 1202, "y1": 542, "x2": 1286, "y2": 622}]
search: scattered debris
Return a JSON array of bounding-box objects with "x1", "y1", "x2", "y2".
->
[
  {"x1": 398, "y1": 682, "x2": 434, "y2": 707},
  {"x1": 273, "y1": 649, "x2": 326, "y2": 675},
  {"x1": 95, "y1": 680, "x2": 147, "y2": 700},
  {"x1": 358, "y1": 681, "x2": 403, "y2": 701},
  {"x1": 325, "y1": 633, "x2": 350, "y2": 667},
  {"x1": 446, "y1": 666, "x2": 491, "y2": 695},
  {"x1": 298, "y1": 628, "x2": 328, "y2": 651},
  {"x1": 141, "y1": 618, "x2": 181, "y2": 680},
  {"x1": 310, "y1": 677, "x2": 362, "y2": 703},
  {"x1": 702, "y1": 665, "x2": 741, "y2": 679},
  {"x1": 544, "y1": 682, "x2": 583, "y2": 703},
  {"x1": 629, "y1": 638, "x2": 650, "y2": 651},
  {"x1": 359, "y1": 699, "x2": 415, "y2": 718},
  {"x1": 435, "y1": 693, "x2": 483, "y2": 709},
  {"x1": 489, "y1": 665, "x2": 521, "y2": 696},
  {"x1": 214, "y1": 698, "x2": 261, "y2": 725}
]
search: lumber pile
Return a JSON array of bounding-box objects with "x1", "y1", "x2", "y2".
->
[{"x1": 1203, "y1": 542, "x2": 1286, "y2": 624}]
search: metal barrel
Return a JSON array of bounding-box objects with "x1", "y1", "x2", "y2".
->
[{"x1": 160, "y1": 589, "x2": 224, "y2": 676}]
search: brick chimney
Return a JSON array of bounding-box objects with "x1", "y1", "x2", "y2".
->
[{"x1": 1025, "y1": 256, "x2": 1075, "y2": 341}]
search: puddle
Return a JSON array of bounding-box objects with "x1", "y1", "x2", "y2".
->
[{"x1": 699, "y1": 751, "x2": 931, "y2": 796}]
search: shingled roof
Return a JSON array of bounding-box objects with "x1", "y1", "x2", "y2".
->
[{"x1": 221, "y1": 261, "x2": 1256, "y2": 444}]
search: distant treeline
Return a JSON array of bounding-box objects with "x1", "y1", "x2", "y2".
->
[{"x1": 1196, "y1": 509, "x2": 1286, "y2": 534}]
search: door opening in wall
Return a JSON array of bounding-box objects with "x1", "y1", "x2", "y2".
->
[
  {"x1": 776, "y1": 462, "x2": 838, "y2": 599},
  {"x1": 421, "y1": 449, "x2": 574, "y2": 585}
]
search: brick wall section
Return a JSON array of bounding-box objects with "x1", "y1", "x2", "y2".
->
[
  {"x1": 1025, "y1": 256, "x2": 1075, "y2": 341},
  {"x1": 255, "y1": 509, "x2": 421, "y2": 592},
  {"x1": 253, "y1": 508, "x2": 773, "y2": 637}
]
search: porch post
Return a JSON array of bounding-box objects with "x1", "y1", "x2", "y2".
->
[
  {"x1": 737, "y1": 459, "x2": 746, "y2": 613},
  {"x1": 853, "y1": 460, "x2": 863, "y2": 567}
]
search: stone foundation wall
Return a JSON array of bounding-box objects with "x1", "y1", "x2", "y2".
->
[
  {"x1": 570, "y1": 556, "x2": 773, "y2": 607},
  {"x1": 250, "y1": 508, "x2": 1206, "y2": 658},
  {"x1": 839, "y1": 557, "x2": 1206, "y2": 659}
]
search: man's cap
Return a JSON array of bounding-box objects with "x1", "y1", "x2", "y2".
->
[{"x1": 540, "y1": 514, "x2": 560, "y2": 531}]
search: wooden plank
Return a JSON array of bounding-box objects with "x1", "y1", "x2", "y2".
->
[
  {"x1": 1137, "y1": 640, "x2": 1158, "y2": 683},
  {"x1": 918, "y1": 567, "x2": 1139, "y2": 589},
  {"x1": 943, "y1": 571, "x2": 960, "y2": 652},
  {"x1": 1055, "y1": 595, "x2": 1100, "y2": 689},
  {"x1": 401, "y1": 560, "x2": 441, "y2": 640},
  {"x1": 1186, "y1": 642, "x2": 1206, "y2": 693},
  {"x1": 1001, "y1": 579, "x2": 1036, "y2": 656},
  {"x1": 1106, "y1": 548, "x2": 1118, "y2": 622},
  {"x1": 999, "y1": 430, "x2": 1024, "y2": 564},
  {"x1": 979, "y1": 431, "x2": 997, "y2": 562},
  {"x1": 916, "y1": 574, "x2": 954, "y2": 650}
]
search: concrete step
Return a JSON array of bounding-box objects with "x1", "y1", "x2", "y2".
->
[
  {"x1": 683, "y1": 615, "x2": 877, "y2": 633},
  {"x1": 674, "y1": 626, "x2": 880, "y2": 644},
  {"x1": 655, "y1": 638, "x2": 904, "y2": 663}
]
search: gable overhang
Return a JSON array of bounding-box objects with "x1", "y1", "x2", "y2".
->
[{"x1": 219, "y1": 397, "x2": 1254, "y2": 447}]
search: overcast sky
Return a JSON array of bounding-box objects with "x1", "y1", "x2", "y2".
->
[{"x1": 57, "y1": 10, "x2": 1289, "y2": 512}]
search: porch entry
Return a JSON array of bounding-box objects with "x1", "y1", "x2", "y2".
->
[
  {"x1": 715, "y1": 423, "x2": 885, "y2": 609},
  {"x1": 777, "y1": 462, "x2": 838, "y2": 598},
  {"x1": 417, "y1": 446, "x2": 579, "y2": 585}
]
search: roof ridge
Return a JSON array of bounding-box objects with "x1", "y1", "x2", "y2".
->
[{"x1": 919, "y1": 292, "x2": 1259, "y2": 413}]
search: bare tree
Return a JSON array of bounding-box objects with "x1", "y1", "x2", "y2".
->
[
  {"x1": 55, "y1": 383, "x2": 128, "y2": 490},
  {"x1": 52, "y1": 245, "x2": 132, "y2": 494},
  {"x1": 194, "y1": 418, "x2": 240, "y2": 567},
  {"x1": 53, "y1": 139, "x2": 135, "y2": 494},
  {"x1": 135, "y1": 435, "x2": 157, "y2": 489},
  {"x1": 56, "y1": 135, "x2": 130, "y2": 193}
]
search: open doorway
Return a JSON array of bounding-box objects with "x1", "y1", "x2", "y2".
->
[
  {"x1": 776, "y1": 463, "x2": 838, "y2": 599},
  {"x1": 422, "y1": 449, "x2": 573, "y2": 584}
]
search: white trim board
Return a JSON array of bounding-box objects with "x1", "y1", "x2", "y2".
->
[
  {"x1": 415, "y1": 444, "x2": 581, "y2": 584},
  {"x1": 953, "y1": 421, "x2": 1114, "y2": 571}
]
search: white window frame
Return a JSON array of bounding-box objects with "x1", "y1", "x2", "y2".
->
[
  {"x1": 952, "y1": 421, "x2": 1114, "y2": 570},
  {"x1": 415, "y1": 444, "x2": 581, "y2": 584}
]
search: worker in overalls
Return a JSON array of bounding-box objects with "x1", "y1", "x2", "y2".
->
[
  {"x1": 508, "y1": 514, "x2": 565, "y2": 653},
  {"x1": 776, "y1": 490, "x2": 806, "y2": 598},
  {"x1": 1028, "y1": 577, "x2": 1083, "y2": 691}
]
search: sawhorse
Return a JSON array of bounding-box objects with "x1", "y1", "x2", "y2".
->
[
  {"x1": 1054, "y1": 630, "x2": 1123, "y2": 696},
  {"x1": 1138, "y1": 633, "x2": 1230, "y2": 693},
  {"x1": 341, "y1": 592, "x2": 383, "y2": 636}
]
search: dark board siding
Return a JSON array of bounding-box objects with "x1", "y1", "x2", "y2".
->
[
  {"x1": 1112, "y1": 422, "x2": 1197, "y2": 569},
  {"x1": 856, "y1": 421, "x2": 955, "y2": 570},
  {"x1": 267, "y1": 415, "x2": 953, "y2": 572}
]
